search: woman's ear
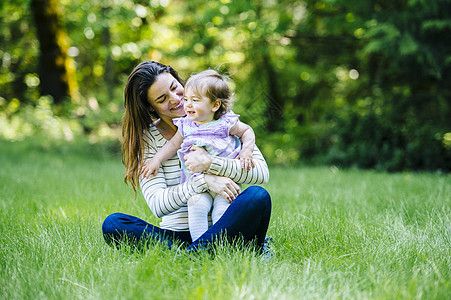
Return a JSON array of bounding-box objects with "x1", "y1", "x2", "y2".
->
[{"x1": 212, "y1": 99, "x2": 221, "y2": 112}]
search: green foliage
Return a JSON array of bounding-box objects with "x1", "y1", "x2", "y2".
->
[
  {"x1": 327, "y1": 0, "x2": 451, "y2": 171},
  {"x1": 0, "y1": 0, "x2": 450, "y2": 170},
  {"x1": 328, "y1": 96, "x2": 451, "y2": 171},
  {"x1": 0, "y1": 96, "x2": 82, "y2": 142},
  {"x1": 0, "y1": 0, "x2": 39, "y2": 103}
]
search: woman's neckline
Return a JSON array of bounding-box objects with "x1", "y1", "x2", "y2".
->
[{"x1": 153, "y1": 118, "x2": 177, "y2": 140}]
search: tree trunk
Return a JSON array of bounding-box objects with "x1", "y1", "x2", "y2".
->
[
  {"x1": 30, "y1": 0, "x2": 76, "y2": 104},
  {"x1": 261, "y1": 51, "x2": 282, "y2": 133},
  {"x1": 101, "y1": 6, "x2": 114, "y2": 101},
  {"x1": 254, "y1": 3, "x2": 282, "y2": 133}
]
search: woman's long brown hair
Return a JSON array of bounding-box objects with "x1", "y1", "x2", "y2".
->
[{"x1": 122, "y1": 61, "x2": 184, "y2": 193}]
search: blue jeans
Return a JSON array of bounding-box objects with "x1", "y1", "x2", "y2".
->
[{"x1": 102, "y1": 186, "x2": 271, "y2": 252}]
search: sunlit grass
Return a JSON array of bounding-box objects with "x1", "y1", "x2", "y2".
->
[{"x1": 1, "y1": 139, "x2": 450, "y2": 299}]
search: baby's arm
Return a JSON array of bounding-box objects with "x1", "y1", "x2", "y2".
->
[
  {"x1": 229, "y1": 120, "x2": 256, "y2": 171},
  {"x1": 141, "y1": 130, "x2": 184, "y2": 178}
]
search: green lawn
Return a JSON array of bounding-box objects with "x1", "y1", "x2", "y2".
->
[{"x1": 1, "y1": 140, "x2": 450, "y2": 299}]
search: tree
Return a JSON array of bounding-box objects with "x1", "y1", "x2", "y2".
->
[{"x1": 30, "y1": 0, "x2": 77, "y2": 104}]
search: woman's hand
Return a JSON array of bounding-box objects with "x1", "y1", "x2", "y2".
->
[
  {"x1": 204, "y1": 174, "x2": 240, "y2": 203},
  {"x1": 184, "y1": 146, "x2": 212, "y2": 173}
]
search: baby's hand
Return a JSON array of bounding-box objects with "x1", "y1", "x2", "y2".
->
[
  {"x1": 238, "y1": 149, "x2": 255, "y2": 171},
  {"x1": 140, "y1": 158, "x2": 161, "y2": 179}
]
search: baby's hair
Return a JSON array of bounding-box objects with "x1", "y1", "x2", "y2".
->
[{"x1": 185, "y1": 69, "x2": 234, "y2": 120}]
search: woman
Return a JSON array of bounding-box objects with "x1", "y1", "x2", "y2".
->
[{"x1": 102, "y1": 61, "x2": 271, "y2": 253}]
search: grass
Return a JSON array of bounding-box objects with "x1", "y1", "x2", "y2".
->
[{"x1": 1, "y1": 139, "x2": 450, "y2": 299}]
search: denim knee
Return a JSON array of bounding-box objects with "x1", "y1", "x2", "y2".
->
[
  {"x1": 246, "y1": 186, "x2": 271, "y2": 209},
  {"x1": 102, "y1": 212, "x2": 123, "y2": 235}
]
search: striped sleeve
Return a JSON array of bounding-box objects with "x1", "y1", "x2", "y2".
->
[
  {"x1": 139, "y1": 127, "x2": 208, "y2": 218},
  {"x1": 207, "y1": 145, "x2": 269, "y2": 184},
  {"x1": 140, "y1": 171, "x2": 208, "y2": 218}
]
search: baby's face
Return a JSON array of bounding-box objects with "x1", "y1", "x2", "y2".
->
[{"x1": 183, "y1": 87, "x2": 217, "y2": 124}]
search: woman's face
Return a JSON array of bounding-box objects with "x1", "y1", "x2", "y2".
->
[{"x1": 147, "y1": 72, "x2": 185, "y2": 120}]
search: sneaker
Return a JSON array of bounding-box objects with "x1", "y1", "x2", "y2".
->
[
  {"x1": 261, "y1": 237, "x2": 274, "y2": 261},
  {"x1": 185, "y1": 240, "x2": 212, "y2": 254}
]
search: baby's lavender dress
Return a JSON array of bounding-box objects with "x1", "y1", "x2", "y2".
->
[{"x1": 173, "y1": 112, "x2": 242, "y2": 183}]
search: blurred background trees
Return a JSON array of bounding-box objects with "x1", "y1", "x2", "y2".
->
[{"x1": 1, "y1": 0, "x2": 450, "y2": 171}]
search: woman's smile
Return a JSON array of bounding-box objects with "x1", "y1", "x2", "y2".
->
[
  {"x1": 147, "y1": 72, "x2": 185, "y2": 120},
  {"x1": 171, "y1": 101, "x2": 184, "y2": 111}
]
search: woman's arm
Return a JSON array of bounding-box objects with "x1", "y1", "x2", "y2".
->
[
  {"x1": 184, "y1": 145, "x2": 269, "y2": 185},
  {"x1": 140, "y1": 168, "x2": 207, "y2": 218},
  {"x1": 209, "y1": 145, "x2": 269, "y2": 184}
]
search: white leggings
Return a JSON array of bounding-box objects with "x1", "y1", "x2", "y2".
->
[{"x1": 187, "y1": 192, "x2": 230, "y2": 241}]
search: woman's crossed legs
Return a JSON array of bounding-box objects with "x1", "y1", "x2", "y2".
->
[{"x1": 102, "y1": 186, "x2": 271, "y2": 252}]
